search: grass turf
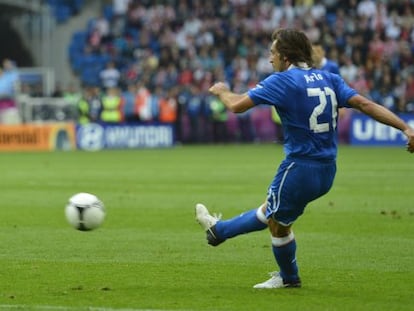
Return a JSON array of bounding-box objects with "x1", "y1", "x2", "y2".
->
[{"x1": 0, "y1": 144, "x2": 413, "y2": 311}]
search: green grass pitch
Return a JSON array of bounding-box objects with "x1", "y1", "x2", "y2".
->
[{"x1": 0, "y1": 144, "x2": 413, "y2": 311}]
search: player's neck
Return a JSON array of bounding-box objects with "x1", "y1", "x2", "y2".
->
[{"x1": 288, "y1": 62, "x2": 310, "y2": 70}]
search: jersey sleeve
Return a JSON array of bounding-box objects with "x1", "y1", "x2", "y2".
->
[
  {"x1": 332, "y1": 74, "x2": 358, "y2": 108},
  {"x1": 247, "y1": 74, "x2": 284, "y2": 107}
]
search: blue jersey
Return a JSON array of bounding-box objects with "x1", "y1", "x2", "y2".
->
[
  {"x1": 320, "y1": 58, "x2": 340, "y2": 75},
  {"x1": 248, "y1": 67, "x2": 357, "y2": 161}
]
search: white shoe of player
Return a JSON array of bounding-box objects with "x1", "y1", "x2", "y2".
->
[
  {"x1": 195, "y1": 203, "x2": 223, "y2": 246},
  {"x1": 253, "y1": 272, "x2": 301, "y2": 289},
  {"x1": 195, "y1": 203, "x2": 220, "y2": 230}
]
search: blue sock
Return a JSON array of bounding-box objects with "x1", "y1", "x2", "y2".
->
[
  {"x1": 215, "y1": 208, "x2": 267, "y2": 240},
  {"x1": 272, "y1": 234, "x2": 299, "y2": 282}
]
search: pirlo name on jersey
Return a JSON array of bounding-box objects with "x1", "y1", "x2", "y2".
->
[{"x1": 304, "y1": 72, "x2": 324, "y2": 83}]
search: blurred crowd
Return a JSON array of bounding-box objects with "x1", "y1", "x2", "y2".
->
[
  {"x1": 4, "y1": 0, "x2": 414, "y2": 143},
  {"x1": 70, "y1": 0, "x2": 414, "y2": 109}
]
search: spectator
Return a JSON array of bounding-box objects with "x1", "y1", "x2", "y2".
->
[
  {"x1": 0, "y1": 59, "x2": 20, "y2": 124},
  {"x1": 340, "y1": 56, "x2": 359, "y2": 85},
  {"x1": 403, "y1": 73, "x2": 414, "y2": 112},
  {"x1": 134, "y1": 80, "x2": 152, "y2": 122},
  {"x1": 186, "y1": 84, "x2": 204, "y2": 143},
  {"x1": 357, "y1": 0, "x2": 377, "y2": 20},
  {"x1": 99, "y1": 61, "x2": 121, "y2": 89},
  {"x1": 159, "y1": 88, "x2": 178, "y2": 124},
  {"x1": 233, "y1": 78, "x2": 255, "y2": 143},
  {"x1": 149, "y1": 86, "x2": 162, "y2": 122},
  {"x1": 113, "y1": 0, "x2": 130, "y2": 17},
  {"x1": 101, "y1": 86, "x2": 124, "y2": 123},
  {"x1": 0, "y1": 59, "x2": 19, "y2": 98},
  {"x1": 208, "y1": 94, "x2": 228, "y2": 143},
  {"x1": 122, "y1": 83, "x2": 138, "y2": 123},
  {"x1": 77, "y1": 86, "x2": 102, "y2": 124}
]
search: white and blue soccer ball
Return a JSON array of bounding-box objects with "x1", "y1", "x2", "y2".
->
[{"x1": 65, "y1": 192, "x2": 105, "y2": 231}]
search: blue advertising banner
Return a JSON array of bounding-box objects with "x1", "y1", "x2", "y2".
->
[
  {"x1": 350, "y1": 113, "x2": 414, "y2": 145},
  {"x1": 76, "y1": 123, "x2": 174, "y2": 150}
]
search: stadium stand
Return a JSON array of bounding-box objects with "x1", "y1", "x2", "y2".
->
[{"x1": 47, "y1": 0, "x2": 85, "y2": 23}]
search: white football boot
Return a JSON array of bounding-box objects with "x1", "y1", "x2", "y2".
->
[
  {"x1": 253, "y1": 272, "x2": 301, "y2": 289},
  {"x1": 195, "y1": 203, "x2": 223, "y2": 246}
]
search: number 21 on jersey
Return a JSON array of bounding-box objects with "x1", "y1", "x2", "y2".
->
[{"x1": 307, "y1": 87, "x2": 338, "y2": 133}]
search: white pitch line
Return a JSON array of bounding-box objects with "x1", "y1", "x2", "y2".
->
[{"x1": 0, "y1": 305, "x2": 191, "y2": 311}]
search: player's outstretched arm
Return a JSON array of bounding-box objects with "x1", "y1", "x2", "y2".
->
[
  {"x1": 348, "y1": 94, "x2": 414, "y2": 153},
  {"x1": 209, "y1": 82, "x2": 255, "y2": 113}
]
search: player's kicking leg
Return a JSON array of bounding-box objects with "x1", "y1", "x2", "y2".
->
[
  {"x1": 195, "y1": 203, "x2": 268, "y2": 246},
  {"x1": 195, "y1": 203, "x2": 301, "y2": 288}
]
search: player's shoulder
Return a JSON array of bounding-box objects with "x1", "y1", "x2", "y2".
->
[
  {"x1": 326, "y1": 58, "x2": 339, "y2": 66},
  {"x1": 313, "y1": 68, "x2": 342, "y2": 81}
]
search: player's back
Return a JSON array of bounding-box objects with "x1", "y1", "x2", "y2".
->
[{"x1": 271, "y1": 67, "x2": 355, "y2": 161}]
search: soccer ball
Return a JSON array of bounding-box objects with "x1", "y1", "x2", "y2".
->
[{"x1": 65, "y1": 192, "x2": 105, "y2": 231}]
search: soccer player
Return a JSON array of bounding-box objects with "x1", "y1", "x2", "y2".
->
[
  {"x1": 195, "y1": 28, "x2": 414, "y2": 289},
  {"x1": 312, "y1": 42, "x2": 340, "y2": 75}
]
